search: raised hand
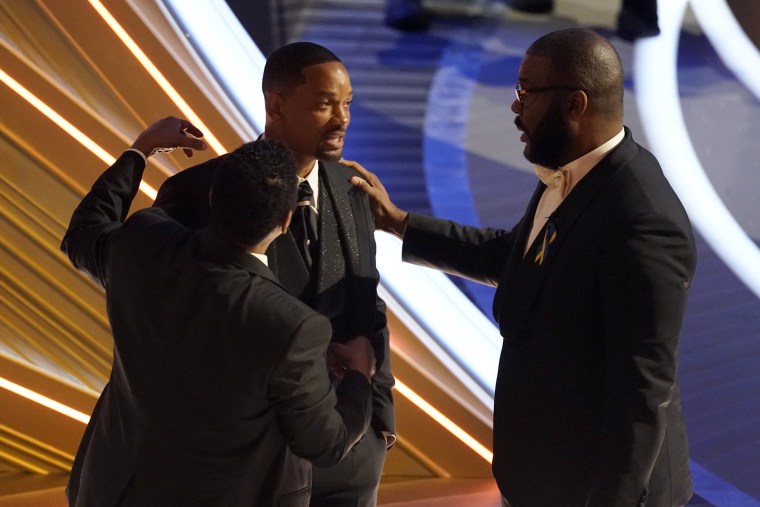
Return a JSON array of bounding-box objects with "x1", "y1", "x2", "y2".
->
[
  {"x1": 130, "y1": 116, "x2": 207, "y2": 158},
  {"x1": 341, "y1": 159, "x2": 408, "y2": 237}
]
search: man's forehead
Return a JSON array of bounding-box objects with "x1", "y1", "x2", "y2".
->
[
  {"x1": 303, "y1": 61, "x2": 349, "y2": 81},
  {"x1": 294, "y1": 64, "x2": 352, "y2": 98},
  {"x1": 518, "y1": 54, "x2": 554, "y2": 83}
]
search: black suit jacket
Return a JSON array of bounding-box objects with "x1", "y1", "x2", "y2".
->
[
  {"x1": 403, "y1": 129, "x2": 695, "y2": 507},
  {"x1": 61, "y1": 151, "x2": 372, "y2": 507},
  {"x1": 154, "y1": 157, "x2": 395, "y2": 439}
]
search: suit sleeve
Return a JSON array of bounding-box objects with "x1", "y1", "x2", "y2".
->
[
  {"x1": 60, "y1": 151, "x2": 146, "y2": 287},
  {"x1": 402, "y1": 213, "x2": 517, "y2": 287},
  {"x1": 588, "y1": 210, "x2": 696, "y2": 505},
  {"x1": 269, "y1": 312, "x2": 372, "y2": 467},
  {"x1": 369, "y1": 295, "x2": 395, "y2": 440}
]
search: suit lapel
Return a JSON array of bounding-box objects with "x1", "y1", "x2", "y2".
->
[
  {"x1": 319, "y1": 161, "x2": 363, "y2": 277},
  {"x1": 544, "y1": 129, "x2": 636, "y2": 269},
  {"x1": 316, "y1": 162, "x2": 377, "y2": 338},
  {"x1": 499, "y1": 130, "x2": 636, "y2": 338}
]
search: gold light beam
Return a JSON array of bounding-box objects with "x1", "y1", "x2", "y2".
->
[
  {"x1": 0, "y1": 67, "x2": 157, "y2": 200},
  {"x1": 0, "y1": 376, "x2": 90, "y2": 424},
  {"x1": 88, "y1": 0, "x2": 227, "y2": 157},
  {"x1": 395, "y1": 378, "x2": 493, "y2": 463}
]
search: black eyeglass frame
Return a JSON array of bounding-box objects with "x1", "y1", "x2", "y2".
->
[{"x1": 514, "y1": 83, "x2": 581, "y2": 103}]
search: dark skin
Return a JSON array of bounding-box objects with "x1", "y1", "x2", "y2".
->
[
  {"x1": 135, "y1": 117, "x2": 375, "y2": 380},
  {"x1": 343, "y1": 38, "x2": 624, "y2": 231},
  {"x1": 264, "y1": 61, "x2": 352, "y2": 178},
  {"x1": 261, "y1": 63, "x2": 375, "y2": 380},
  {"x1": 130, "y1": 116, "x2": 207, "y2": 158}
]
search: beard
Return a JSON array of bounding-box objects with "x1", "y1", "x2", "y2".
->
[
  {"x1": 520, "y1": 99, "x2": 571, "y2": 168},
  {"x1": 317, "y1": 146, "x2": 343, "y2": 161},
  {"x1": 316, "y1": 128, "x2": 346, "y2": 161}
]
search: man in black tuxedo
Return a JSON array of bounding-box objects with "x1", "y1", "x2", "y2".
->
[
  {"x1": 153, "y1": 43, "x2": 395, "y2": 507},
  {"x1": 348, "y1": 28, "x2": 695, "y2": 506},
  {"x1": 61, "y1": 117, "x2": 375, "y2": 506}
]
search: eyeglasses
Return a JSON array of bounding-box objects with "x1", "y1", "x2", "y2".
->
[{"x1": 514, "y1": 83, "x2": 580, "y2": 104}]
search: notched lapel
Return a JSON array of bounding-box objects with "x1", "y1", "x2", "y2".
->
[
  {"x1": 319, "y1": 163, "x2": 363, "y2": 276},
  {"x1": 498, "y1": 134, "x2": 634, "y2": 339}
]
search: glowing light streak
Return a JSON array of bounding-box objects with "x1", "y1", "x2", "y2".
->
[
  {"x1": 690, "y1": 0, "x2": 760, "y2": 100},
  {"x1": 88, "y1": 0, "x2": 227, "y2": 156},
  {"x1": 376, "y1": 233, "x2": 500, "y2": 395},
  {"x1": 0, "y1": 376, "x2": 90, "y2": 424},
  {"x1": 634, "y1": 0, "x2": 760, "y2": 300},
  {"x1": 395, "y1": 378, "x2": 493, "y2": 463},
  {"x1": 0, "y1": 67, "x2": 157, "y2": 199},
  {"x1": 161, "y1": 0, "x2": 266, "y2": 135}
]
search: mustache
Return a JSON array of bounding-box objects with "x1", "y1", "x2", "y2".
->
[{"x1": 514, "y1": 117, "x2": 525, "y2": 132}]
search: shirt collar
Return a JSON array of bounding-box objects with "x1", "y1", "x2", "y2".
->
[
  {"x1": 535, "y1": 128, "x2": 625, "y2": 197},
  {"x1": 300, "y1": 160, "x2": 320, "y2": 210},
  {"x1": 560, "y1": 128, "x2": 625, "y2": 194},
  {"x1": 250, "y1": 252, "x2": 268, "y2": 266}
]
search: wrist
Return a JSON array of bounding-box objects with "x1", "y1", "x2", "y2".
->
[
  {"x1": 125, "y1": 148, "x2": 148, "y2": 163},
  {"x1": 389, "y1": 211, "x2": 409, "y2": 239}
]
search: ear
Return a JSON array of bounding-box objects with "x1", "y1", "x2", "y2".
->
[
  {"x1": 265, "y1": 92, "x2": 285, "y2": 121},
  {"x1": 566, "y1": 89, "x2": 588, "y2": 121}
]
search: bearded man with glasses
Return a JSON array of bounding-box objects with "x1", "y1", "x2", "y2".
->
[{"x1": 347, "y1": 28, "x2": 695, "y2": 507}]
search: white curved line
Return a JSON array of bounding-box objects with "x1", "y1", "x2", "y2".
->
[
  {"x1": 634, "y1": 0, "x2": 760, "y2": 300},
  {"x1": 690, "y1": 0, "x2": 760, "y2": 99}
]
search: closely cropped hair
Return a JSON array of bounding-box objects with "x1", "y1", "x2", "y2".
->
[
  {"x1": 262, "y1": 41, "x2": 341, "y2": 96},
  {"x1": 209, "y1": 140, "x2": 298, "y2": 249}
]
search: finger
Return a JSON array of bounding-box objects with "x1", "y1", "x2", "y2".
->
[
  {"x1": 350, "y1": 176, "x2": 367, "y2": 190},
  {"x1": 187, "y1": 138, "x2": 207, "y2": 151},
  {"x1": 173, "y1": 135, "x2": 207, "y2": 151},
  {"x1": 340, "y1": 159, "x2": 371, "y2": 178},
  {"x1": 181, "y1": 122, "x2": 205, "y2": 140}
]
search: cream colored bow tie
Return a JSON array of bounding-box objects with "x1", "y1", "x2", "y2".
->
[{"x1": 534, "y1": 165, "x2": 568, "y2": 191}]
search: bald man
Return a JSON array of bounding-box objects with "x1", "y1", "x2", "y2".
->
[{"x1": 348, "y1": 28, "x2": 695, "y2": 506}]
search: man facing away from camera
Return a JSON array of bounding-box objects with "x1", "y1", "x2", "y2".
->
[{"x1": 62, "y1": 117, "x2": 375, "y2": 506}]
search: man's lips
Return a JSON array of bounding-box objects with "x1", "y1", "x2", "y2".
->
[{"x1": 322, "y1": 130, "x2": 345, "y2": 149}]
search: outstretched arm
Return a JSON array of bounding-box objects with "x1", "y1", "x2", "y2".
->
[{"x1": 61, "y1": 117, "x2": 206, "y2": 286}]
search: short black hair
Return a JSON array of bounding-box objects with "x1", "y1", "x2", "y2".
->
[
  {"x1": 262, "y1": 41, "x2": 342, "y2": 96},
  {"x1": 209, "y1": 140, "x2": 297, "y2": 249}
]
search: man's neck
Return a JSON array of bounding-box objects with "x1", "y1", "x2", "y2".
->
[
  {"x1": 298, "y1": 158, "x2": 318, "y2": 179},
  {"x1": 260, "y1": 129, "x2": 317, "y2": 178}
]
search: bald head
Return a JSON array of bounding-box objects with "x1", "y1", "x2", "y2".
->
[{"x1": 527, "y1": 28, "x2": 624, "y2": 121}]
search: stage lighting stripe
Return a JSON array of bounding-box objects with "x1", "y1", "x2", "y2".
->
[
  {"x1": 0, "y1": 376, "x2": 90, "y2": 424},
  {"x1": 0, "y1": 67, "x2": 157, "y2": 200},
  {"x1": 88, "y1": 0, "x2": 227, "y2": 157},
  {"x1": 395, "y1": 378, "x2": 493, "y2": 463}
]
